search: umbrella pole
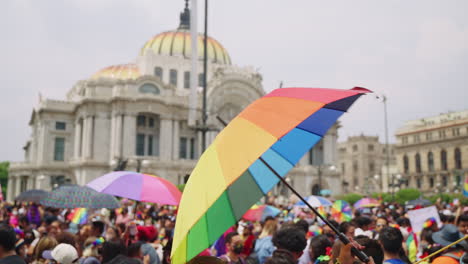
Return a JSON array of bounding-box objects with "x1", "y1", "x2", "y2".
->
[
  {"x1": 259, "y1": 157, "x2": 370, "y2": 263},
  {"x1": 215, "y1": 116, "x2": 369, "y2": 263}
]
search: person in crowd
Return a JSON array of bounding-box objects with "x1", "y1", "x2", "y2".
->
[
  {"x1": 137, "y1": 225, "x2": 160, "y2": 264},
  {"x1": 375, "y1": 217, "x2": 388, "y2": 234},
  {"x1": 354, "y1": 216, "x2": 373, "y2": 238},
  {"x1": 115, "y1": 208, "x2": 131, "y2": 226},
  {"x1": 91, "y1": 221, "x2": 105, "y2": 238},
  {"x1": 354, "y1": 235, "x2": 384, "y2": 264},
  {"x1": 254, "y1": 219, "x2": 278, "y2": 264},
  {"x1": 266, "y1": 227, "x2": 306, "y2": 264},
  {"x1": 79, "y1": 237, "x2": 101, "y2": 264},
  {"x1": 240, "y1": 223, "x2": 255, "y2": 257},
  {"x1": 101, "y1": 240, "x2": 127, "y2": 264},
  {"x1": 127, "y1": 241, "x2": 146, "y2": 264},
  {"x1": 0, "y1": 224, "x2": 26, "y2": 264},
  {"x1": 307, "y1": 234, "x2": 332, "y2": 264},
  {"x1": 378, "y1": 227, "x2": 409, "y2": 264},
  {"x1": 431, "y1": 224, "x2": 468, "y2": 264},
  {"x1": 104, "y1": 226, "x2": 120, "y2": 243},
  {"x1": 42, "y1": 243, "x2": 79, "y2": 264},
  {"x1": 220, "y1": 232, "x2": 246, "y2": 264},
  {"x1": 457, "y1": 214, "x2": 468, "y2": 235},
  {"x1": 32, "y1": 236, "x2": 58, "y2": 264}
]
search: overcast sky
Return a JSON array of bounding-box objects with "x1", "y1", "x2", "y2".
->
[{"x1": 1, "y1": 0, "x2": 467, "y2": 162}]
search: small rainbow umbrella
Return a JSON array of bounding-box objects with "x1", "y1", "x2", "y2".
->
[
  {"x1": 243, "y1": 205, "x2": 281, "y2": 222},
  {"x1": 353, "y1": 197, "x2": 380, "y2": 208},
  {"x1": 294, "y1": 195, "x2": 332, "y2": 208},
  {"x1": 87, "y1": 171, "x2": 182, "y2": 205},
  {"x1": 331, "y1": 200, "x2": 352, "y2": 222},
  {"x1": 171, "y1": 87, "x2": 371, "y2": 264}
]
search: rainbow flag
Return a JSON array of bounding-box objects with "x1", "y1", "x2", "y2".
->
[
  {"x1": 68, "y1": 208, "x2": 88, "y2": 225},
  {"x1": 463, "y1": 175, "x2": 468, "y2": 197},
  {"x1": 406, "y1": 231, "x2": 418, "y2": 262}
]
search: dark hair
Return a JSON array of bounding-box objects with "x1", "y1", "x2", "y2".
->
[
  {"x1": 92, "y1": 221, "x2": 105, "y2": 235},
  {"x1": 328, "y1": 220, "x2": 339, "y2": 230},
  {"x1": 396, "y1": 217, "x2": 410, "y2": 227},
  {"x1": 162, "y1": 238, "x2": 173, "y2": 264},
  {"x1": 447, "y1": 215, "x2": 456, "y2": 224},
  {"x1": 338, "y1": 222, "x2": 355, "y2": 234},
  {"x1": 420, "y1": 228, "x2": 434, "y2": 244},
  {"x1": 379, "y1": 227, "x2": 403, "y2": 254},
  {"x1": 458, "y1": 214, "x2": 468, "y2": 224},
  {"x1": 355, "y1": 217, "x2": 372, "y2": 228},
  {"x1": 272, "y1": 227, "x2": 307, "y2": 253},
  {"x1": 56, "y1": 232, "x2": 76, "y2": 247},
  {"x1": 101, "y1": 241, "x2": 127, "y2": 263},
  {"x1": 309, "y1": 235, "x2": 332, "y2": 261},
  {"x1": 225, "y1": 232, "x2": 239, "y2": 244},
  {"x1": 0, "y1": 224, "x2": 16, "y2": 251},
  {"x1": 127, "y1": 241, "x2": 143, "y2": 258},
  {"x1": 439, "y1": 213, "x2": 447, "y2": 223},
  {"x1": 294, "y1": 220, "x2": 309, "y2": 233},
  {"x1": 354, "y1": 236, "x2": 383, "y2": 264},
  {"x1": 266, "y1": 249, "x2": 296, "y2": 264}
]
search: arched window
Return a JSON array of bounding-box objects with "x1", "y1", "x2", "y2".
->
[
  {"x1": 441, "y1": 150, "x2": 447, "y2": 170},
  {"x1": 184, "y1": 71, "x2": 190, "y2": 89},
  {"x1": 403, "y1": 155, "x2": 409, "y2": 173},
  {"x1": 169, "y1": 69, "x2": 178, "y2": 86},
  {"x1": 139, "y1": 83, "x2": 160, "y2": 95},
  {"x1": 429, "y1": 177, "x2": 434, "y2": 188},
  {"x1": 455, "y1": 148, "x2": 462, "y2": 169},
  {"x1": 154, "y1": 67, "x2": 163, "y2": 80},
  {"x1": 415, "y1": 153, "x2": 421, "y2": 173},
  {"x1": 427, "y1": 152, "x2": 434, "y2": 172}
]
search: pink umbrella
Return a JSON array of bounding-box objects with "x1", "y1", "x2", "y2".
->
[{"x1": 87, "y1": 171, "x2": 182, "y2": 205}]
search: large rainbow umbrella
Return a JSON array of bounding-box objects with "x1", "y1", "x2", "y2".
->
[
  {"x1": 87, "y1": 171, "x2": 182, "y2": 205},
  {"x1": 171, "y1": 87, "x2": 371, "y2": 264},
  {"x1": 354, "y1": 197, "x2": 380, "y2": 208},
  {"x1": 331, "y1": 200, "x2": 352, "y2": 222},
  {"x1": 243, "y1": 205, "x2": 281, "y2": 222}
]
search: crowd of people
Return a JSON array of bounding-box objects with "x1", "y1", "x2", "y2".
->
[{"x1": 0, "y1": 197, "x2": 467, "y2": 264}]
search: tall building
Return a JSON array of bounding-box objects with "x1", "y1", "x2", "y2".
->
[
  {"x1": 395, "y1": 110, "x2": 468, "y2": 194},
  {"x1": 7, "y1": 2, "x2": 341, "y2": 201},
  {"x1": 338, "y1": 135, "x2": 396, "y2": 194}
]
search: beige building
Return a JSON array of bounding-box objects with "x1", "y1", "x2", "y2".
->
[
  {"x1": 7, "y1": 2, "x2": 342, "y2": 201},
  {"x1": 338, "y1": 135, "x2": 396, "y2": 194},
  {"x1": 395, "y1": 110, "x2": 468, "y2": 194}
]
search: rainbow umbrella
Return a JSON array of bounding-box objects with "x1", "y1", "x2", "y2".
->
[
  {"x1": 294, "y1": 195, "x2": 332, "y2": 208},
  {"x1": 171, "y1": 87, "x2": 371, "y2": 264},
  {"x1": 243, "y1": 205, "x2": 281, "y2": 222},
  {"x1": 87, "y1": 171, "x2": 182, "y2": 205},
  {"x1": 331, "y1": 200, "x2": 352, "y2": 222},
  {"x1": 353, "y1": 197, "x2": 380, "y2": 208}
]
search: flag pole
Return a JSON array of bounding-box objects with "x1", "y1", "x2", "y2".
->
[{"x1": 216, "y1": 116, "x2": 370, "y2": 263}]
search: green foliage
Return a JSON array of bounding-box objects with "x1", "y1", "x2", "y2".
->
[
  {"x1": 395, "y1": 188, "x2": 421, "y2": 204},
  {"x1": 427, "y1": 193, "x2": 468, "y2": 205},
  {"x1": 177, "y1": 184, "x2": 186, "y2": 193},
  {"x1": 0, "y1": 161, "x2": 9, "y2": 196},
  {"x1": 339, "y1": 193, "x2": 363, "y2": 205},
  {"x1": 371, "y1": 192, "x2": 392, "y2": 203}
]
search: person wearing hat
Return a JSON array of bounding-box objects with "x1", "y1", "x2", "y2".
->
[
  {"x1": 42, "y1": 243, "x2": 79, "y2": 264},
  {"x1": 431, "y1": 224, "x2": 468, "y2": 264}
]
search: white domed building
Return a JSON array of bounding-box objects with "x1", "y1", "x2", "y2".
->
[{"x1": 8, "y1": 3, "x2": 341, "y2": 201}]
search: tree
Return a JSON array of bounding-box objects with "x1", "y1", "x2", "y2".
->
[
  {"x1": 395, "y1": 188, "x2": 421, "y2": 204},
  {"x1": 340, "y1": 193, "x2": 363, "y2": 205},
  {"x1": 0, "y1": 162, "x2": 9, "y2": 198}
]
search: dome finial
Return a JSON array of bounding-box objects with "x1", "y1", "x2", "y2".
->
[{"x1": 178, "y1": 0, "x2": 190, "y2": 30}]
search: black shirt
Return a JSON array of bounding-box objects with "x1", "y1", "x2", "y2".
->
[{"x1": 0, "y1": 255, "x2": 27, "y2": 264}]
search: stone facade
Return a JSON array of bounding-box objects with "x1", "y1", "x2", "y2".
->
[
  {"x1": 395, "y1": 110, "x2": 468, "y2": 195},
  {"x1": 7, "y1": 3, "x2": 342, "y2": 201},
  {"x1": 338, "y1": 135, "x2": 396, "y2": 194}
]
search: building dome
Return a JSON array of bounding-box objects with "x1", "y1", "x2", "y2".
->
[
  {"x1": 91, "y1": 64, "x2": 141, "y2": 80},
  {"x1": 140, "y1": 30, "x2": 231, "y2": 65}
]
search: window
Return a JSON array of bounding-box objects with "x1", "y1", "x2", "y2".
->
[
  {"x1": 368, "y1": 144, "x2": 374, "y2": 151},
  {"x1": 369, "y1": 162, "x2": 375, "y2": 172},
  {"x1": 402, "y1": 136, "x2": 408, "y2": 144},
  {"x1": 442, "y1": 175, "x2": 448, "y2": 187},
  {"x1": 170, "y1": 69, "x2": 178, "y2": 86},
  {"x1": 136, "y1": 134, "x2": 145, "y2": 156},
  {"x1": 455, "y1": 148, "x2": 462, "y2": 169},
  {"x1": 439, "y1": 130, "x2": 446, "y2": 139},
  {"x1": 353, "y1": 161, "x2": 358, "y2": 173},
  {"x1": 427, "y1": 152, "x2": 434, "y2": 172},
  {"x1": 403, "y1": 155, "x2": 409, "y2": 173},
  {"x1": 137, "y1": 116, "x2": 146, "y2": 127},
  {"x1": 154, "y1": 67, "x2": 163, "y2": 79},
  {"x1": 148, "y1": 135, "x2": 153, "y2": 156},
  {"x1": 353, "y1": 145, "x2": 358, "y2": 152},
  {"x1": 415, "y1": 153, "x2": 421, "y2": 173},
  {"x1": 414, "y1": 134, "x2": 420, "y2": 143},
  {"x1": 453, "y1": 128, "x2": 460, "y2": 136},
  {"x1": 441, "y1": 150, "x2": 447, "y2": 170},
  {"x1": 198, "y1": 73, "x2": 205, "y2": 87},
  {"x1": 456, "y1": 175, "x2": 462, "y2": 187},
  {"x1": 54, "y1": 137, "x2": 65, "y2": 161},
  {"x1": 429, "y1": 177, "x2": 434, "y2": 188},
  {"x1": 190, "y1": 138, "x2": 196, "y2": 159},
  {"x1": 55, "y1": 122, "x2": 66, "y2": 130},
  {"x1": 148, "y1": 118, "x2": 154, "y2": 128},
  {"x1": 184, "y1": 71, "x2": 190, "y2": 89},
  {"x1": 426, "y1": 132, "x2": 432, "y2": 141},
  {"x1": 308, "y1": 141, "x2": 324, "y2": 165},
  {"x1": 139, "y1": 83, "x2": 160, "y2": 95},
  {"x1": 341, "y1": 163, "x2": 345, "y2": 173},
  {"x1": 416, "y1": 178, "x2": 422, "y2": 188},
  {"x1": 20, "y1": 176, "x2": 28, "y2": 192},
  {"x1": 179, "y1": 137, "x2": 187, "y2": 159}
]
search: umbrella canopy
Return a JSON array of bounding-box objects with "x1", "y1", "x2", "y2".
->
[
  {"x1": 87, "y1": 171, "x2": 182, "y2": 205},
  {"x1": 15, "y1": 189, "x2": 48, "y2": 202},
  {"x1": 331, "y1": 200, "x2": 352, "y2": 222},
  {"x1": 354, "y1": 198, "x2": 380, "y2": 208},
  {"x1": 40, "y1": 185, "x2": 119, "y2": 209},
  {"x1": 294, "y1": 195, "x2": 333, "y2": 208},
  {"x1": 171, "y1": 87, "x2": 370, "y2": 264},
  {"x1": 407, "y1": 198, "x2": 431, "y2": 207},
  {"x1": 243, "y1": 205, "x2": 281, "y2": 222}
]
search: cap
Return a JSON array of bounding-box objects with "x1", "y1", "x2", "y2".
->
[{"x1": 43, "y1": 243, "x2": 79, "y2": 264}]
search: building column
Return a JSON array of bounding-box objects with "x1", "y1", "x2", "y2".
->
[
  {"x1": 160, "y1": 119, "x2": 173, "y2": 160},
  {"x1": 27, "y1": 176, "x2": 35, "y2": 190},
  {"x1": 74, "y1": 119, "x2": 82, "y2": 159},
  {"x1": 6, "y1": 177, "x2": 14, "y2": 202},
  {"x1": 93, "y1": 114, "x2": 110, "y2": 163},
  {"x1": 83, "y1": 116, "x2": 94, "y2": 159},
  {"x1": 111, "y1": 114, "x2": 123, "y2": 159},
  {"x1": 172, "y1": 120, "x2": 180, "y2": 160},
  {"x1": 37, "y1": 123, "x2": 47, "y2": 163},
  {"x1": 122, "y1": 114, "x2": 137, "y2": 158},
  {"x1": 14, "y1": 176, "x2": 21, "y2": 198}
]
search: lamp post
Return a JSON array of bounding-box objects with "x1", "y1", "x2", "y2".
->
[{"x1": 391, "y1": 174, "x2": 401, "y2": 201}]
